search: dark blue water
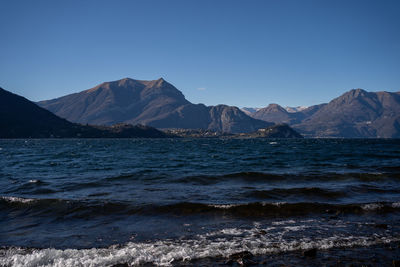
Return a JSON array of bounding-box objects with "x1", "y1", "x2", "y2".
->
[{"x1": 1, "y1": 139, "x2": 400, "y2": 266}]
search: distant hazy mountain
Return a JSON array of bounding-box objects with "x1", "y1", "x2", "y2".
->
[
  {"x1": 249, "y1": 89, "x2": 400, "y2": 138},
  {"x1": 38, "y1": 78, "x2": 273, "y2": 133},
  {"x1": 0, "y1": 87, "x2": 168, "y2": 138},
  {"x1": 251, "y1": 103, "x2": 326, "y2": 125},
  {"x1": 293, "y1": 89, "x2": 400, "y2": 138},
  {"x1": 284, "y1": 106, "x2": 308, "y2": 113},
  {"x1": 241, "y1": 106, "x2": 308, "y2": 115},
  {"x1": 240, "y1": 107, "x2": 261, "y2": 115}
]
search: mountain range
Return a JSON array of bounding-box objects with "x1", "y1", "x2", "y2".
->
[
  {"x1": 245, "y1": 89, "x2": 400, "y2": 138},
  {"x1": 241, "y1": 106, "x2": 307, "y2": 116},
  {"x1": 3, "y1": 76, "x2": 399, "y2": 138},
  {"x1": 38, "y1": 78, "x2": 272, "y2": 133}
]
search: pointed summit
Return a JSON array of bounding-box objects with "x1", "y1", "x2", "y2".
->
[
  {"x1": 153, "y1": 77, "x2": 166, "y2": 87},
  {"x1": 251, "y1": 103, "x2": 296, "y2": 124},
  {"x1": 331, "y1": 88, "x2": 370, "y2": 105},
  {"x1": 142, "y1": 77, "x2": 168, "y2": 88},
  {"x1": 120, "y1": 77, "x2": 134, "y2": 82},
  {"x1": 347, "y1": 88, "x2": 367, "y2": 97},
  {"x1": 264, "y1": 103, "x2": 288, "y2": 113}
]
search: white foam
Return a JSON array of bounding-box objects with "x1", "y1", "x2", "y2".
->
[
  {"x1": 1, "y1": 233, "x2": 399, "y2": 267},
  {"x1": 209, "y1": 204, "x2": 239, "y2": 209},
  {"x1": 272, "y1": 220, "x2": 296, "y2": 225},
  {"x1": 29, "y1": 179, "x2": 40, "y2": 183},
  {"x1": 284, "y1": 225, "x2": 307, "y2": 231},
  {"x1": 392, "y1": 202, "x2": 400, "y2": 208},
  {"x1": 253, "y1": 221, "x2": 261, "y2": 227},
  {"x1": 361, "y1": 203, "x2": 383, "y2": 211},
  {"x1": 1, "y1": 196, "x2": 35, "y2": 203},
  {"x1": 270, "y1": 202, "x2": 287, "y2": 206},
  {"x1": 205, "y1": 228, "x2": 252, "y2": 237},
  {"x1": 220, "y1": 228, "x2": 244, "y2": 235}
]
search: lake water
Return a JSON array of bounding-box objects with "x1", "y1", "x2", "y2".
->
[{"x1": 1, "y1": 138, "x2": 400, "y2": 266}]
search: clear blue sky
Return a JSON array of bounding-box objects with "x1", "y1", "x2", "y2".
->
[{"x1": 1, "y1": 0, "x2": 399, "y2": 107}]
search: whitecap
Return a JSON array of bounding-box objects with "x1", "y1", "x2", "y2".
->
[
  {"x1": 284, "y1": 225, "x2": 308, "y2": 231},
  {"x1": 361, "y1": 203, "x2": 383, "y2": 211},
  {"x1": 208, "y1": 204, "x2": 239, "y2": 209},
  {"x1": 204, "y1": 228, "x2": 250, "y2": 237},
  {"x1": 272, "y1": 220, "x2": 296, "y2": 225},
  {"x1": 392, "y1": 202, "x2": 400, "y2": 208},
  {"x1": 220, "y1": 228, "x2": 245, "y2": 235},
  {"x1": 270, "y1": 202, "x2": 287, "y2": 206},
  {"x1": 1, "y1": 196, "x2": 35, "y2": 203}
]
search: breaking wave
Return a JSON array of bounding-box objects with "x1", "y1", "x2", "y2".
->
[{"x1": 1, "y1": 228, "x2": 399, "y2": 266}]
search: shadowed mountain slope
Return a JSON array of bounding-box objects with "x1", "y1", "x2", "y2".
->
[
  {"x1": 1, "y1": 87, "x2": 78, "y2": 138},
  {"x1": 0, "y1": 87, "x2": 168, "y2": 138}
]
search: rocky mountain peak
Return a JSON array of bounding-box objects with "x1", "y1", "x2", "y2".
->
[
  {"x1": 329, "y1": 88, "x2": 371, "y2": 106},
  {"x1": 117, "y1": 77, "x2": 138, "y2": 87},
  {"x1": 341, "y1": 88, "x2": 369, "y2": 100},
  {"x1": 265, "y1": 103, "x2": 288, "y2": 113}
]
